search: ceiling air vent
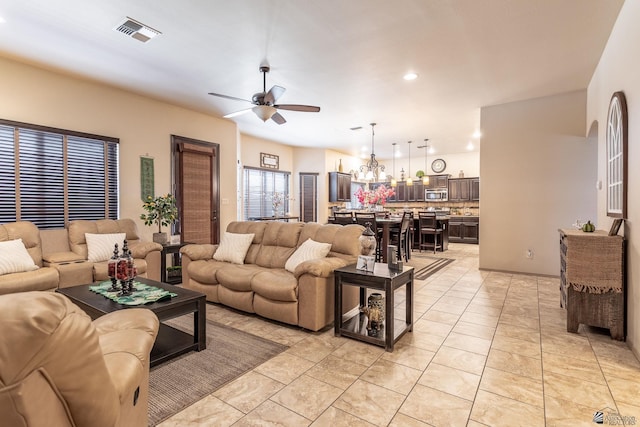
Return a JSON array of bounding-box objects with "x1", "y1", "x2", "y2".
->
[{"x1": 114, "y1": 17, "x2": 161, "y2": 43}]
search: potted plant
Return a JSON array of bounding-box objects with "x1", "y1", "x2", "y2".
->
[
  {"x1": 140, "y1": 194, "x2": 178, "y2": 244},
  {"x1": 415, "y1": 170, "x2": 425, "y2": 179}
]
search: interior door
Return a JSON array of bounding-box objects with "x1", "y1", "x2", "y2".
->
[
  {"x1": 299, "y1": 173, "x2": 318, "y2": 222},
  {"x1": 172, "y1": 135, "x2": 219, "y2": 244}
]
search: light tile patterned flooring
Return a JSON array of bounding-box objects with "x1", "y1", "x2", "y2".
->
[{"x1": 159, "y1": 244, "x2": 640, "y2": 426}]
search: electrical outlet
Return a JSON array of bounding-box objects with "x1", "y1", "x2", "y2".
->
[{"x1": 526, "y1": 249, "x2": 534, "y2": 259}]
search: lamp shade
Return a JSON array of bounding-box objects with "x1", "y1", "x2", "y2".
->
[{"x1": 252, "y1": 105, "x2": 277, "y2": 122}]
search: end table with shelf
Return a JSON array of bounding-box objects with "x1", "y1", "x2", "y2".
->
[
  {"x1": 161, "y1": 242, "x2": 189, "y2": 284},
  {"x1": 334, "y1": 263, "x2": 414, "y2": 351}
]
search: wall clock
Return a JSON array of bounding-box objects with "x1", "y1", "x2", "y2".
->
[{"x1": 431, "y1": 158, "x2": 446, "y2": 174}]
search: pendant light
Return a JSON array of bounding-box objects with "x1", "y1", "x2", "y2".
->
[
  {"x1": 358, "y1": 122, "x2": 386, "y2": 181},
  {"x1": 406, "y1": 141, "x2": 413, "y2": 187},
  {"x1": 419, "y1": 139, "x2": 430, "y2": 186},
  {"x1": 390, "y1": 143, "x2": 397, "y2": 187}
]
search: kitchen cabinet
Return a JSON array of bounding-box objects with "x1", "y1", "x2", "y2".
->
[
  {"x1": 449, "y1": 216, "x2": 479, "y2": 244},
  {"x1": 471, "y1": 178, "x2": 480, "y2": 201},
  {"x1": 448, "y1": 177, "x2": 479, "y2": 202},
  {"x1": 426, "y1": 174, "x2": 449, "y2": 189},
  {"x1": 329, "y1": 172, "x2": 352, "y2": 202},
  {"x1": 448, "y1": 178, "x2": 470, "y2": 202},
  {"x1": 390, "y1": 182, "x2": 406, "y2": 202},
  {"x1": 407, "y1": 182, "x2": 424, "y2": 201}
]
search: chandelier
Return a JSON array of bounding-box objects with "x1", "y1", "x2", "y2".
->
[{"x1": 359, "y1": 123, "x2": 386, "y2": 181}]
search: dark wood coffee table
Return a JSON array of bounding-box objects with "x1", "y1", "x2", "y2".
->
[{"x1": 57, "y1": 277, "x2": 206, "y2": 367}]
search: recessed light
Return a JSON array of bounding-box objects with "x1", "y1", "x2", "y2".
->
[
  {"x1": 428, "y1": 147, "x2": 435, "y2": 155},
  {"x1": 467, "y1": 141, "x2": 474, "y2": 151},
  {"x1": 473, "y1": 130, "x2": 482, "y2": 139},
  {"x1": 403, "y1": 72, "x2": 418, "y2": 81},
  {"x1": 0, "y1": 16, "x2": 6, "y2": 24}
]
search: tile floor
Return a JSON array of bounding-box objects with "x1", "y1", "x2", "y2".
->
[{"x1": 159, "y1": 244, "x2": 640, "y2": 426}]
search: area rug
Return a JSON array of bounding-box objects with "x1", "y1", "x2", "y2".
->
[
  {"x1": 148, "y1": 315, "x2": 288, "y2": 426},
  {"x1": 409, "y1": 255, "x2": 455, "y2": 280}
]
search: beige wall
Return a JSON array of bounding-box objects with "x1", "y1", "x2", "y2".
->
[
  {"x1": 392, "y1": 151, "x2": 480, "y2": 180},
  {"x1": 0, "y1": 56, "x2": 239, "y2": 239},
  {"x1": 587, "y1": 0, "x2": 640, "y2": 355},
  {"x1": 480, "y1": 90, "x2": 597, "y2": 276}
]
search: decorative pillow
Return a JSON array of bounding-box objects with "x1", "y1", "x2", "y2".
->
[
  {"x1": 85, "y1": 233, "x2": 126, "y2": 262},
  {"x1": 0, "y1": 239, "x2": 39, "y2": 275},
  {"x1": 285, "y1": 238, "x2": 332, "y2": 273},
  {"x1": 213, "y1": 232, "x2": 255, "y2": 265}
]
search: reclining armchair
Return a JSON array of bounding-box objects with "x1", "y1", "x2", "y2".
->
[{"x1": 0, "y1": 292, "x2": 159, "y2": 427}]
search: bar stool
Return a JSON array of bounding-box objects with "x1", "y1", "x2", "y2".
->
[{"x1": 418, "y1": 212, "x2": 442, "y2": 253}]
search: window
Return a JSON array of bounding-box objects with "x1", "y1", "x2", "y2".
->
[
  {"x1": 606, "y1": 92, "x2": 627, "y2": 218},
  {"x1": 0, "y1": 120, "x2": 119, "y2": 229},
  {"x1": 243, "y1": 167, "x2": 290, "y2": 219}
]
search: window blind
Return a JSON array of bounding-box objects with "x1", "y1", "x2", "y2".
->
[
  {"x1": 243, "y1": 167, "x2": 290, "y2": 219},
  {"x1": 0, "y1": 121, "x2": 119, "y2": 229}
]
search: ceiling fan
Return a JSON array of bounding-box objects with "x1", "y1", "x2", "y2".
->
[{"x1": 208, "y1": 65, "x2": 321, "y2": 125}]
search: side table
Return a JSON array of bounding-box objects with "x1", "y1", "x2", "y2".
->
[
  {"x1": 334, "y1": 263, "x2": 414, "y2": 351},
  {"x1": 160, "y1": 242, "x2": 189, "y2": 284}
]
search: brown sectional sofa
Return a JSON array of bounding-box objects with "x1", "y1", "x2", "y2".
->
[
  {"x1": 0, "y1": 219, "x2": 162, "y2": 295},
  {"x1": 181, "y1": 221, "x2": 363, "y2": 331}
]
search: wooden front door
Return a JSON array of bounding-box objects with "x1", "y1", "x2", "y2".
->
[{"x1": 172, "y1": 135, "x2": 219, "y2": 244}]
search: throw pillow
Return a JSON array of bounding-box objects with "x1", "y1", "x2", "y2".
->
[
  {"x1": 0, "y1": 239, "x2": 39, "y2": 275},
  {"x1": 285, "y1": 238, "x2": 332, "y2": 273},
  {"x1": 85, "y1": 233, "x2": 126, "y2": 262},
  {"x1": 213, "y1": 232, "x2": 255, "y2": 265}
]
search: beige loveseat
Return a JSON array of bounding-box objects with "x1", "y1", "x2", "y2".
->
[
  {"x1": 0, "y1": 221, "x2": 59, "y2": 294},
  {"x1": 181, "y1": 221, "x2": 363, "y2": 331},
  {"x1": 0, "y1": 219, "x2": 162, "y2": 295}
]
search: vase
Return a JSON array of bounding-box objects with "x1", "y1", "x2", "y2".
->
[
  {"x1": 338, "y1": 159, "x2": 344, "y2": 172},
  {"x1": 153, "y1": 232, "x2": 168, "y2": 244},
  {"x1": 359, "y1": 223, "x2": 377, "y2": 257}
]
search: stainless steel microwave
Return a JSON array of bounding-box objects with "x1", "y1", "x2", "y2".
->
[{"x1": 425, "y1": 188, "x2": 448, "y2": 201}]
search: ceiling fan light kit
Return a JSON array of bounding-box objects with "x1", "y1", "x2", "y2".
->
[
  {"x1": 252, "y1": 105, "x2": 277, "y2": 122},
  {"x1": 209, "y1": 64, "x2": 320, "y2": 125}
]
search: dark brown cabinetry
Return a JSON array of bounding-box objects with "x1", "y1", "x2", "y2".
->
[
  {"x1": 427, "y1": 175, "x2": 449, "y2": 189},
  {"x1": 471, "y1": 178, "x2": 480, "y2": 201},
  {"x1": 407, "y1": 182, "x2": 424, "y2": 201},
  {"x1": 448, "y1": 216, "x2": 479, "y2": 244},
  {"x1": 390, "y1": 182, "x2": 405, "y2": 202},
  {"x1": 329, "y1": 172, "x2": 352, "y2": 202},
  {"x1": 448, "y1": 178, "x2": 479, "y2": 202}
]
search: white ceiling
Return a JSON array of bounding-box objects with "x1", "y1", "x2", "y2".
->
[{"x1": 0, "y1": 0, "x2": 623, "y2": 159}]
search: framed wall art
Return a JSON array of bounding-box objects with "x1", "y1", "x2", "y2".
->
[
  {"x1": 606, "y1": 91, "x2": 627, "y2": 219},
  {"x1": 260, "y1": 152, "x2": 279, "y2": 169}
]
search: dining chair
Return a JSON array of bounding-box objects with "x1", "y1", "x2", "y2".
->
[
  {"x1": 418, "y1": 212, "x2": 442, "y2": 253},
  {"x1": 389, "y1": 211, "x2": 412, "y2": 262},
  {"x1": 332, "y1": 211, "x2": 355, "y2": 225}
]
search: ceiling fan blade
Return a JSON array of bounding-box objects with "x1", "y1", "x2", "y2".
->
[
  {"x1": 271, "y1": 112, "x2": 287, "y2": 125},
  {"x1": 274, "y1": 104, "x2": 321, "y2": 113},
  {"x1": 264, "y1": 85, "x2": 286, "y2": 105},
  {"x1": 223, "y1": 108, "x2": 253, "y2": 118},
  {"x1": 208, "y1": 92, "x2": 251, "y2": 103}
]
